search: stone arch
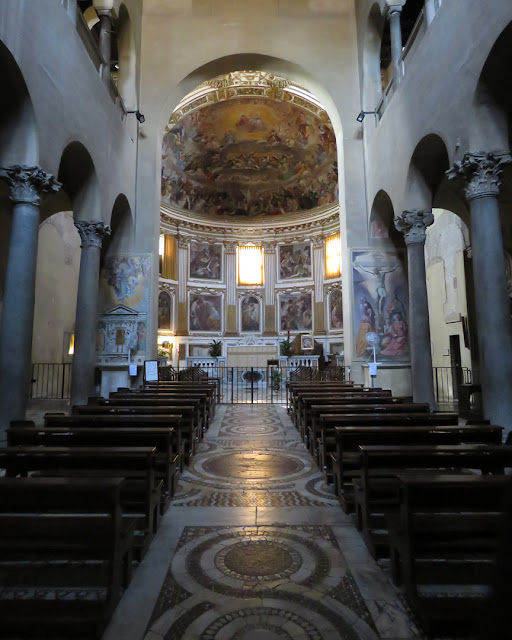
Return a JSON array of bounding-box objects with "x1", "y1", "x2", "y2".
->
[
  {"x1": 117, "y1": 4, "x2": 137, "y2": 109},
  {"x1": 103, "y1": 193, "x2": 133, "y2": 257},
  {"x1": 405, "y1": 134, "x2": 450, "y2": 211},
  {"x1": 55, "y1": 142, "x2": 102, "y2": 223},
  {"x1": 362, "y1": 3, "x2": 386, "y2": 110},
  {"x1": 369, "y1": 189, "x2": 404, "y2": 249},
  {"x1": 0, "y1": 39, "x2": 38, "y2": 167},
  {"x1": 469, "y1": 20, "x2": 512, "y2": 152}
]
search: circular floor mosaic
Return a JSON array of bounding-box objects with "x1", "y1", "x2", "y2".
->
[
  {"x1": 203, "y1": 452, "x2": 302, "y2": 480},
  {"x1": 217, "y1": 540, "x2": 301, "y2": 581}
]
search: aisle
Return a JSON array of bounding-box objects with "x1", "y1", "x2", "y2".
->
[{"x1": 103, "y1": 405, "x2": 419, "y2": 640}]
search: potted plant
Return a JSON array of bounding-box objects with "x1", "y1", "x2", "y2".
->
[
  {"x1": 208, "y1": 339, "x2": 222, "y2": 359},
  {"x1": 270, "y1": 369, "x2": 281, "y2": 390},
  {"x1": 280, "y1": 339, "x2": 293, "y2": 358}
]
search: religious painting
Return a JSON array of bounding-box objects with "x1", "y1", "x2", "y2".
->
[
  {"x1": 158, "y1": 291, "x2": 172, "y2": 330},
  {"x1": 240, "y1": 295, "x2": 261, "y2": 333},
  {"x1": 161, "y1": 96, "x2": 338, "y2": 218},
  {"x1": 95, "y1": 317, "x2": 146, "y2": 356},
  {"x1": 301, "y1": 334, "x2": 313, "y2": 350},
  {"x1": 328, "y1": 287, "x2": 343, "y2": 331},
  {"x1": 279, "y1": 292, "x2": 313, "y2": 332},
  {"x1": 189, "y1": 242, "x2": 222, "y2": 280},
  {"x1": 352, "y1": 250, "x2": 409, "y2": 360},
  {"x1": 371, "y1": 220, "x2": 389, "y2": 239},
  {"x1": 189, "y1": 293, "x2": 223, "y2": 332},
  {"x1": 99, "y1": 255, "x2": 151, "y2": 312},
  {"x1": 278, "y1": 242, "x2": 312, "y2": 280}
]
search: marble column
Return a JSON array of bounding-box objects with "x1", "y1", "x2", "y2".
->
[
  {"x1": 447, "y1": 152, "x2": 512, "y2": 431},
  {"x1": 312, "y1": 236, "x2": 326, "y2": 334},
  {"x1": 0, "y1": 166, "x2": 60, "y2": 440},
  {"x1": 98, "y1": 11, "x2": 112, "y2": 82},
  {"x1": 263, "y1": 242, "x2": 277, "y2": 334},
  {"x1": 388, "y1": 4, "x2": 404, "y2": 86},
  {"x1": 224, "y1": 241, "x2": 237, "y2": 335},
  {"x1": 395, "y1": 209, "x2": 436, "y2": 409},
  {"x1": 70, "y1": 221, "x2": 110, "y2": 407},
  {"x1": 176, "y1": 236, "x2": 189, "y2": 335},
  {"x1": 424, "y1": 0, "x2": 436, "y2": 25}
]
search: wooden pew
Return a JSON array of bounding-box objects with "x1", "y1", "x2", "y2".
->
[
  {"x1": 0, "y1": 446, "x2": 160, "y2": 557},
  {"x1": 306, "y1": 402, "x2": 430, "y2": 453},
  {"x1": 355, "y1": 444, "x2": 512, "y2": 557},
  {"x1": 143, "y1": 381, "x2": 219, "y2": 408},
  {"x1": 386, "y1": 473, "x2": 510, "y2": 636},
  {"x1": 286, "y1": 380, "x2": 358, "y2": 411},
  {"x1": 110, "y1": 390, "x2": 212, "y2": 430},
  {"x1": 330, "y1": 424, "x2": 503, "y2": 512},
  {"x1": 0, "y1": 476, "x2": 134, "y2": 639},
  {"x1": 318, "y1": 413, "x2": 459, "y2": 479},
  {"x1": 7, "y1": 426, "x2": 176, "y2": 510}
]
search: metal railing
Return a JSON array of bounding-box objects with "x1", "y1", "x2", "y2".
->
[
  {"x1": 158, "y1": 364, "x2": 347, "y2": 404},
  {"x1": 31, "y1": 363, "x2": 72, "y2": 399}
]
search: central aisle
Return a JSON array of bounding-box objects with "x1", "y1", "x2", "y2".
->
[{"x1": 104, "y1": 405, "x2": 419, "y2": 640}]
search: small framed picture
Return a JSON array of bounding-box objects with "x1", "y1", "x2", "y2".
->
[{"x1": 301, "y1": 334, "x2": 314, "y2": 350}]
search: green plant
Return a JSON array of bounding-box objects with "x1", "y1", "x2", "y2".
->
[
  {"x1": 280, "y1": 339, "x2": 293, "y2": 357},
  {"x1": 208, "y1": 339, "x2": 222, "y2": 358},
  {"x1": 270, "y1": 369, "x2": 281, "y2": 389}
]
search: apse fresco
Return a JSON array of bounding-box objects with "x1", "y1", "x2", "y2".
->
[
  {"x1": 329, "y1": 288, "x2": 343, "y2": 331},
  {"x1": 190, "y1": 242, "x2": 222, "y2": 280},
  {"x1": 99, "y1": 255, "x2": 151, "y2": 312},
  {"x1": 240, "y1": 295, "x2": 260, "y2": 333},
  {"x1": 352, "y1": 250, "x2": 409, "y2": 360},
  {"x1": 161, "y1": 97, "x2": 338, "y2": 218},
  {"x1": 278, "y1": 242, "x2": 312, "y2": 280},
  {"x1": 189, "y1": 293, "x2": 223, "y2": 332},
  {"x1": 158, "y1": 291, "x2": 172, "y2": 330},
  {"x1": 279, "y1": 292, "x2": 313, "y2": 332}
]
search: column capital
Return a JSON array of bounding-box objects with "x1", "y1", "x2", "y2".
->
[
  {"x1": 395, "y1": 210, "x2": 434, "y2": 245},
  {"x1": 0, "y1": 165, "x2": 61, "y2": 205},
  {"x1": 224, "y1": 241, "x2": 238, "y2": 254},
  {"x1": 177, "y1": 235, "x2": 189, "y2": 250},
  {"x1": 262, "y1": 241, "x2": 276, "y2": 254},
  {"x1": 74, "y1": 221, "x2": 111, "y2": 248},
  {"x1": 312, "y1": 235, "x2": 325, "y2": 249},
  {"x1": 386, "y1": 0, "x2": 405, "y2": 16},
  {"x1": 446, "y1": 151, "x2": 512, "y2": 200}
]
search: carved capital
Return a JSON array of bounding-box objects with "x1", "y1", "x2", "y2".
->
[
  {"x1": 74, "y1": 221, "x2": 111, "y2": 248},
  {"x1": 262, "y1": 241, "x2": 276, "y2": 254},
  {"x1": 312, "y1": 236, "x2": 325, "y2": 249},
  {"x1": 177, "y1": 235, "x2": 189, "y2": 250},
  {"x1": 386, "y1": 1, "x2": 405, "y2": 16},
  {"x1": 0, "y1": 165, "x2": 61, "y2": 205},
  {"x1": 224, "y1": 241, "x2": 238, "y2": 254},
  {"x1": 394, "y1": 210, "x2": 434, "y2": 245},
  {"x1": 446, "y1": 151, "x2": 512, "y2": 200}
]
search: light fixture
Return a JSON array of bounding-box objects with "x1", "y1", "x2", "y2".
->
[
  {"x1": 127, "y1": 110, "x2": 145, "y2": 124},
  {"x1": 357, "y1": 110, "x2": 377, "y2": 123}
]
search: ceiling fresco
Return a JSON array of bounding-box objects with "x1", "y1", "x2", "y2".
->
[{"x1": 161, "y1": 94, "x2": 338, "y2": 218}]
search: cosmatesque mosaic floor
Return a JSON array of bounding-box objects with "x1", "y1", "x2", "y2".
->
[{"x1": 103, "y1": 404, "x2": 421, "y2": 640}]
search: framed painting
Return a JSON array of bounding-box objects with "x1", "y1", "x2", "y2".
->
[
  {"x1": 328, "y1": 287, "x2": 343, "y2": 331},
  {"x1": 278, "y1": 291, "x2": 313, "y2": 332},
  {"x1": 352, "y1": 250, "x2": 409, "y2": 360},
  {"x1": 189, "y1": 242, "x2": 222, "y2": 281},
  {"x1": 240, "y1": 294, "x2": 261, "y2": 333},
  {"x1": 158, "y1": 291, "x2": 173, "y2": 330},
  {"x1": 301, "y1": 334, "x2": 313, "y2": 350},
  {"x1": 189, "y1": 293, "x2": 223, "y2": 333},
  {"x1": 278, "y1": 242, "x2": 312, "y2": 281}
]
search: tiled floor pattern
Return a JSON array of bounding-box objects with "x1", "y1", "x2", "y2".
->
[{"x1": 103, "y1": 404, "x2": 420, "y2": 640}]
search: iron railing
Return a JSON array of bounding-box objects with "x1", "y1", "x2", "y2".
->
[
  {"x1": 432, "y1": 366, "x2": 474, "y2": 404},
  {"x1": 31, "y1": 363, "x2": 72, "y2": 399}
]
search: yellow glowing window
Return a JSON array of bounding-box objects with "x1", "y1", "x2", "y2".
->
[
  {"x1": 238, "y1": 244, "x2": 263, "y2": 285},
  {"x1": 68, "y1": 333, "x2": 75, "y2": 355},
  {"x1": 326, "y1": 232, "x2": 341, "y2": 278}
]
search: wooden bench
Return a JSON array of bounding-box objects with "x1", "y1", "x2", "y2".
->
[
  {"x1": 0, "y1": 445, "x2": 160, "y2": 558},
  {"x1": 290, "y1": 387, "x2": 389, "y2": 425},
  {"x1": 0, "y1": 476, "x2": 134, "y2": 639},
  {"x1": 7, "y1": 426, "x2": 176, "y2": 509},
  {"x1": 330, "y1": 424, "x2": 503, "y2": 512},
  {"x1": 306, "y1": 402, "x2": 430, "y2": 453},
  {"x1": 386, "y1": 473, "x2": 511, "y2": 636},
  {"x1": 143, "y1": 381, "x2": 219, "y2": 408},
  {"x1": 317, "y1": 412, "x2": 459, "y2": 480},
  {"x1": 286, "y1": 380, "x2": 359, "y2": 411},
  {"x1": 355, "y1": 444, "x2": 512, "y2": 557}
]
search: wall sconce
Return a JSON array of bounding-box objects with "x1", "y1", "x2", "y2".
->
[
  {"x1": 127, "y1": 110, "x2": 145, "y2": 124},
  {"x1": 357, "y1": 110, "x2": 377, "y2": 123}
]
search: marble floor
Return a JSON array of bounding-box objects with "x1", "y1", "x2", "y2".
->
[{"x1": 102, "y1": 404, "x2": 421, "y2": 640}]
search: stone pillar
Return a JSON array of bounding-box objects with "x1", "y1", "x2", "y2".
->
[
  {"x1": 70, "y1": 221, "x2": 110, "y2": 407},
  {"x1": 0, "y1": 166, "x2": 60, "y2": 440},
  {"x1": 424, "y1": 0, "x2": 436, "y2": 25},
  {"x1": 98, "y1": 12, "x2": 112, "y2": 81},
  {"x1": 395, "y1": 210, "x2": 436, "y2": 409},
  {"x1": 176, "y1": 236, "x2": 188, "y2": 335},
  {"x1": 447, "y1": 152, "x2": 512, "y2": 431},
  {"x1": 224, "y1": 241, "x2": 237, "y2": 335},
  {"x1": 263, "y1": 242, "x2": 277, "y2": 334},
  {"x1": 312, "y1": 236, "x2": 325, "y2": 334},
  {"x1": 387, "y1": 4, "x2": 404, "y2": 86}
]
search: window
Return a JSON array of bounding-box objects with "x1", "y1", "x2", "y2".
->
[
  {"x1": 325, "y1": 232, "x2": 341, "y2": 278},
  {"x1": 238, "y1": 244, "x2": 263, "y2": 286}
]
